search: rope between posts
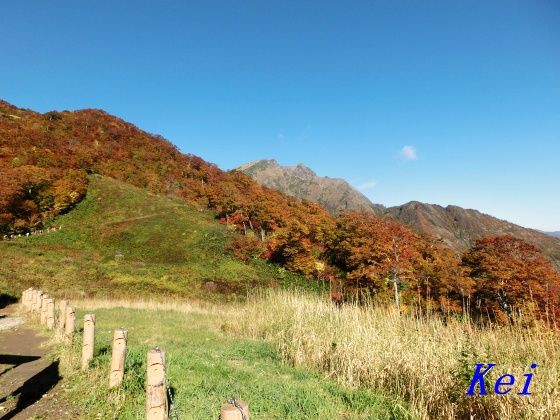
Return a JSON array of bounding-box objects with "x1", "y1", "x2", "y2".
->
[
  {"x1": 165, "y1": 368, "x2": 181, "y2": 419},
  {"x1": 228, "y1": 397, "x2": 247, "y2": 420}
]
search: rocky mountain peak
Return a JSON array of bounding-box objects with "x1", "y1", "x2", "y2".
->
[{"x1": 238, "y1": 159, "x2": 384, "y2": 215}]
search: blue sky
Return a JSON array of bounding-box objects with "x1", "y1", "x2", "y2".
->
[{"x1": 1, "y1": 1, "x2": 559, "y2": 230}]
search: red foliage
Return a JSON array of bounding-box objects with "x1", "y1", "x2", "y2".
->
[
  {"x1": 329, "y1": 212, "x2": 421, "y2": 305},
  {"x1": 416, "y1": 239, "x2": 474, "y2": 314},
  {"x1": 3, "y1": 100, "x2": 556, "y2": 323},
  {"x1": 0, "y1": 100, "x2": 333, "y2": 242},
  {"x1": 228, "y1": 234, "x2": 266, "y2": 261},
  {"x1": 462, "y1": 235, "x2": 560, "y2": 322},
  {"x1": 329, "y1": 291, "x2": 343, "y2": 306}
]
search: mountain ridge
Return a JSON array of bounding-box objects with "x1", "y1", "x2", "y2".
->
[
  {"x1": 238, "y1": 159, "x2": 385, "y2": 215},
  {"x1": 386, "y1": 201, "x2": 560, "y2": 261},
  {"x1": 240, "y1": 159, "x2": 560, "y2": 268}
]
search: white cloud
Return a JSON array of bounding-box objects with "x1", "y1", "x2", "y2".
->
[
  {"x1": 356, "y1": 179, "x2": 378, "y2": 191},
  {"x1": 400, "y1": 145, "x2": 417, "y2": 161}
]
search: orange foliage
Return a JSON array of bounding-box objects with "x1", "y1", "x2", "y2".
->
[
  {"x1": 416, "y1": 239, "x2": 473, "y2": 314},
  {"x1": 227, "y1": 234, "x2": 266, "y2": 262},
  {"x1": 0, "y1": 100, "x2": 333, "y2": 241},
  {"x1": 0, "y1": 100, "x2": 337, "y2": 279},
  {"x1": 3, "y1": 100, "x2": 556, "y2": 323},
  {"x1": 329, "y1": 212, "x2": 421, "y2": 307},
  {"x1": 462, "y1": 235, "x2": 560, "y2": 322}
]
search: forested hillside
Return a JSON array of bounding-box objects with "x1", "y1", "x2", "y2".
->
[
  {"x1": 0, "y1": 100, "x2": 330, "y2": 234},
  {"x1": 2, "y1": 100, "x2": 559, "y2": 322}
]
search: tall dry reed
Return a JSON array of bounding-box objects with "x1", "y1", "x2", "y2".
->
[{"x1": 224, "y1": 290, "x2": 560, "y2": 419}]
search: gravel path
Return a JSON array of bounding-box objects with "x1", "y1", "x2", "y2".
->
[{"x1": 0, "y1": 316, "x2": 24, "y2": 331}]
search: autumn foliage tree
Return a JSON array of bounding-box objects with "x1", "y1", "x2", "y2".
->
[
  {"x1": 415, "y1": 239, "x2": 473, "y2": 314},
  {"x1": 462, "y1": 235, "x2": 560, "y2": 323},
  {"x1": 328, "y1": 212, "x2": 423, "y2": 310},
  {"x1": 0, "y1": 100, "x2": 339, "y2": 279},
  {"x1": 0, "y1": 164, "x2": 87, "y2": 233}
]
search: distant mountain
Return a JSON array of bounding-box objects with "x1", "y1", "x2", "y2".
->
[
  {"x1": 546, "y1": 231, "x2": 560, "y2": 239},
  {"x1": 386, "y1": 202, "x2": 560, "y2": 268},
  {"x1": 238, "y1": 159, "x2": 385, "y2": 215},
  {"x1": 240, "y1": 160, "x2": 560, "y2": 269}
]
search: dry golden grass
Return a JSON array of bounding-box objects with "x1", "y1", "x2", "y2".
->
[
  {"x1": 224, "y1": 290, "x2": 560, "y2": 419},
  {"x1": 51, "y1": 296, "x2": 405, "y2": 419},
  {"x1": 71, "y1": 297, "x2": 217, "y2": 315},
  {"x1": 55, "y1": 290, "x2": 559, "y2": 419}
]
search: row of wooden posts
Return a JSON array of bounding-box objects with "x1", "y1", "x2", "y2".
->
[{"x1": 20, "y1": 287, "x2": 250, "y2": 420}]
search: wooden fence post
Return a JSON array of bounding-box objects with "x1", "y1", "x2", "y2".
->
[
  {"x1": 220, "y1": 400, "x2": 250, "y2": 420},
  {"x1": 31, "y1": 290, "x2": 38, "y2": 313},
  {"x1": 22, "y1": 288, "x2": 30, "y2": 310},
  {"x1": 37, "y1": 293, "x2": 42, "y2": 319},
  {"x1": 81, "y1": 314, "x2": 96, "y2": 370},
  {"x1": 40, "y1": 294, "x2": 49, "y2": 325},
  {"x1": 64, "y1": 306, "x2": 76, "y2": 341},
  {"x1": 37, "y1": 291, "x2": 44, "y2": 315},
  {"x1": 46, "y1": 298, "x2": 56, "y2": 330},
  {"x1": 58, "y1": 299, "x2": 68, "y2": 334},
  {"x1": 109, "y1": 328, "x2": 128, "y2": 387},
  {"x1": 146, "y1": 348, "x2": 168, "y2": 420},
  {"x1": 34, "y1": 291, "x2": 42, "y2": 315},
  {"x1": 25, "y1": 288, "x2": 33, "y2": 311},
  {"x1": 21, "y1": 288, "x2": 28, "y2": 309}
]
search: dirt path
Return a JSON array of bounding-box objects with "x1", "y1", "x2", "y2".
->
[
  {"x1": 101, "y1": 212, "x2": 163, "y2": 226},
  {"x1": 0, "y1": 305, "x2": 77, "y2": 419}
]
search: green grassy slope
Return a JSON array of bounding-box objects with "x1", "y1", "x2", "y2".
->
[
  {"x1": 0, "y1": 175, "x2": 318, "y2": 300},
  {"x1": 56, "y1": 304, "x2": 409, "y2": 419}
]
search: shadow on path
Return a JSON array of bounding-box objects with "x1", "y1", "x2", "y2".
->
[
  {"x1": 0, "y1": 355, "x2": 41, "y2": 377},
  {"x1": 0, "y1": 361, "x2": 61, "y2": 420},
  {"x1": 0, "y1": 295, "x2": 17, "y2": 310}
]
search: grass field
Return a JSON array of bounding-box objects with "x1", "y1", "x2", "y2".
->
[
  {"x1": 0, "y1": 175, "x2": 321, "y2": 301},
  {"x1": 52, "y1": 300, "x2": 410, "y2": 419},
  {"x1": 226, "y1": 290, "x2": 560, "y2": 419},
  {"x1": 43, "y1": 289, "x2": 560, "y2": 419}
]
